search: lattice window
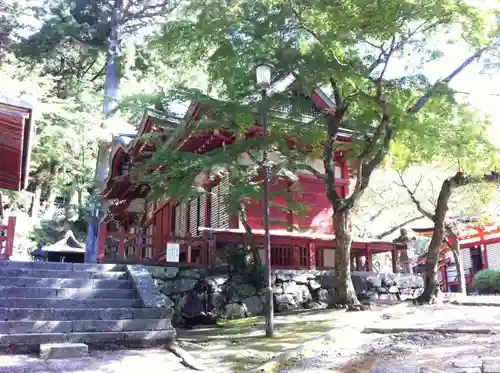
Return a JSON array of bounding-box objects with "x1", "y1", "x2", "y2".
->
[
  {"x1": 210, "y1": 184, "x2": 220, "y2": 229},
  {"x1": 218, "y1": 178, "x2": 230, "y2": 229},
  {"x1": 271, "y1": 246, "x2": 293, "y2": 266},
  {"x1": 189, "y1": 198, "x2": 199, "y2": 237},
  {"x1": 179, "y1": 202, "x2": 187, "y2": 236},
  {"x1": 199, "y1": 193, "x2": 207, "y2": 231},
  {"x1": 299, "y1": 247, "x2": 308, "y2": 267},
  {"x1": 208, "y1": 178, "x2": 231, "y2": 229},
  {"x1": 174, "y1": 204, "x2": 181, "y2": 236}
]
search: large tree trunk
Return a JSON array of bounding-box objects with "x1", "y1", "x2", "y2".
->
[
  {"x1": 43, "y1": 165, "x2": 59, "y2": 219},
  {"x1": 333, "y1": 208, "x2": 359, "y2": 305},
  {"x1": 416, "y1": 178, "x2": 453, "y2": 304},
  {"x1": 239, "y1": 205, "x2": 260, "y2": 265},
  {"x1": 31, "y1": 183, "x2": 42, "y2": 218},
  {"x1": 449, "y1": 234, "x2": 466, "y2": 295}
]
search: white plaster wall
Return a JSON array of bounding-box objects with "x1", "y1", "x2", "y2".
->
[
  {"x1": 486, "y1": 243, "x2": 500, "y2": 270},
  {"x1": 324, "y1": 249, "x2": 335, "y2": 268}
]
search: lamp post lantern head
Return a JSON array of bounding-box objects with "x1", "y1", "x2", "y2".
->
[{"x1": 255, "y1": 62, "x2": 274, "y2": 89}]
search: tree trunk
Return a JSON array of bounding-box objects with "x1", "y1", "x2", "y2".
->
[
  {"x1": 238, "y1": 205, "x2": 260, "y2": 265},
  {"x1": 449, "y1": 235, "x2": 466, "y2": 295},
  {"x1": 31, "y1": 184, "x2": 42, "y2": 218},
  {"x1": 43, "y1": 165, "x2": 59, "y2": 219},
  {"x1": 416, "y1": 178, "x2": 453, "y2": 304},
  {"x1": 333, "y1": 208, "x2": 359, "y2": 305}
]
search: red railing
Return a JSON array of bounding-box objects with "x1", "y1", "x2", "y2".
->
[
  {"x1": 0, "y1": 217, "x2": 16, "y2": 259},
  {"x1": 97, "y1": 227, "x2": 210, "y2": 268},
  {"x1": 270, "y1": 245, "x2": 311, "y2": 268}
]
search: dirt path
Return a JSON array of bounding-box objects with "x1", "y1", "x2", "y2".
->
[{"x1": 279, "y1": 302, "x2": 500, "y2": 373}]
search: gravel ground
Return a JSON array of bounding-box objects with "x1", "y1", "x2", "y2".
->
[
  {"x1": 0, "y1": 349, "x2": 196, "y2": 373},
  {"x1": 279, "y1": 303, "x2": 500, "y2": 373}
]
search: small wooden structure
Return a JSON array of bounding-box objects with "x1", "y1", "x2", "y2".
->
[{"x1": 36, "y1": 231, "x2": 85, "y2": 263}]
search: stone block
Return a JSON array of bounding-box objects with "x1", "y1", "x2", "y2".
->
[
  {"x1": 308, "y1": 280, "x2": 321, "y2": 291},
  {"x1": 99, "y1": 308, "x2": 134, "y2": 320},
  {"x1": 484, "y1": 363, "x2": 500, "y2": 373},
  {"x1": 0, "y1": 321, "x2": 72, "y2": 334},
  {"x1": 241, "y1": 296, "x2": 263, "y2": 316},
  {"x1": 121, "y1": 319, "x2": 173, "y2": 331},
  {"x1": 89, "y1": 271, "x2": 128, "y2": 280},
  {"x1": 178, "y1": 269, "x2": 201, "y2": 279},
  {"x1": 223, "y1": 303, "x2": 247, "y2": 319},
  {"x1": 45, "y1": 298, "x2": 140, "y2": 308},
  {"x1": 453, "y1": 358, "x2": 483, "y2": 368},
  {"x1": 66, "y1": 331, "x2": 126, "y2": 344},
  {"x1": 0, "y1": 333, "x2": 67, "y2": 345},
  {"x1": 8, "y1": 308, "x2": 55, "y2": 321},
  {"x1": 54, "y1": 309, "x2": 100, "y2": 321},
  {"x1": 446, "y1": 369, "x2": 481, "y2": 373},
  {"x1": 55, "y1": 288, "x2": 136, "y2": 299},
  {"x1": 133, "y1": 308, "x2": 171, "y2": 319},
  {"x1": 72, "y1": 320, "x2": 123, "y2": 333},
  {"x1": 370, "y1": 368, "x2": 420, "y2": 373},
  {"x1": 39, "y1": 343, "x2": 88, "y2": 359},
  {"x1": 0, "y1": 298, "x2": 47, "y2": 308}
]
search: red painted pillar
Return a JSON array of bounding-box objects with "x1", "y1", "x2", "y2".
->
[
  {"x1": 365, "y1": 246, "x2": 373, "y2": 272},
  {"x1": 391, "y1": 248, "x2": 398, "y2": 273},
  {"x1": 97, "y1": 222, "x2": 108, "y2": 262},
  {"x1": 356, "y1": 255, "x2": 362, "y2": 271},
  {"x1": 204, "y1": 231, "x2": 216, "y2": 268},
  {"x1": 308, "y1": 242, "x2": 316, "y2": 269},
  {"x1": 4, "y1": 217, "x2": 16, "y2": 258},
  {"x1": 482, "y1": 244, "x2": 489, "y2": 269},
  {"x1": 118, "y1": 235, "x2": 126, "y2": 260},
  {"x1": 292, "y1": 246, "x2": 300, "y2": 267}
]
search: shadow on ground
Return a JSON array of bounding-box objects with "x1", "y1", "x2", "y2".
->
[{"x1": 0, "y1": 348, "x2": 193, "y2": 373}]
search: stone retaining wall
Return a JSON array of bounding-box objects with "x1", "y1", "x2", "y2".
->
[{"x1": 147, "y1": 267, "x2": 424, "y2": 326}]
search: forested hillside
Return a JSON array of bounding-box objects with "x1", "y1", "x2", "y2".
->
[{"x1": 0, "y1": 0, "x2": 203, "y2": 254}]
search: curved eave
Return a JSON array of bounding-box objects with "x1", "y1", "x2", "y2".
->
[
  {"x1": 101, "y1": 177, "x2": 132, "y2": 199},
  {"x1": 101, "y1": 147, "x2": 128, "y2": 195}
]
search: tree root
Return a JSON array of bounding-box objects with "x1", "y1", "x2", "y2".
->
[{"x1": 331, "y1": 302, "x2": 375, "y2": 312}]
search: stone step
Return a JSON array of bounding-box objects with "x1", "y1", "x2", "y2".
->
[
  {"x1": 40, "y1": 343, "x2": 89, "y2": 359},
  {"x1": 1, "y1": 307, "x2": 172, "y2": 321},
  {"x1": 0, "y1": 277, "x2": 132, "y2": 289},
  {"x1": 0, "y1": 330, "x2": 175, "y2": 352},
  {"x1": 0, "y1": 298, "x2": 141, "y2": 309},
  {"x1": 0, "y1": 268, "x2": 128, "y2": 280},
  {"x1": 0, "y1": 286, "x2": 136, "y2": 299},
  {"x1": 0, "y1": 261, "x2": 125, "y2": 272},
  {"x1": 0, "y1": 319, "x2": 173, "y2": 334}
]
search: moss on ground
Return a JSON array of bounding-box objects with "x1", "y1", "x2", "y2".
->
[{"x1": 180, "y1": 315, "x2": 340, "y2": 372}]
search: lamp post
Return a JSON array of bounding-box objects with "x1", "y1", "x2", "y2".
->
[{"x1": 255, "y1": 62, "x2": 274, "y2": 338}]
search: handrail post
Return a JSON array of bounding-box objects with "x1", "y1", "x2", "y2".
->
[
  {"x1": 4, "y1": 217, "x2": 16, "y2": 258},
  {"x1": 97, "y1": 222, "x2": 107, "y2": 262}
]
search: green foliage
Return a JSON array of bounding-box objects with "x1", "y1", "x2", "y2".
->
[
  {"x1": 152, "y1": 0, "x2": 497, "y2": 202},
  {"x1": 472, "y1": 269, "x2": 500, "y2": 294}
]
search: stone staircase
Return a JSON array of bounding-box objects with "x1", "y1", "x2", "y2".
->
[{"x1": 0, "y1": 261, "x2": 175, "y2": 354}]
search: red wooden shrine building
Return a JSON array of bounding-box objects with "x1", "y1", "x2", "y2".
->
[
  {"x1": 98, "y1": 83, "x2": 407, "y2": 270},
  {"x1": 0, "y1": 98, "x2": 35, "y2": 259},
  {"x1": 413, "y1": 220, "x2": 500, "y2": 292}
]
